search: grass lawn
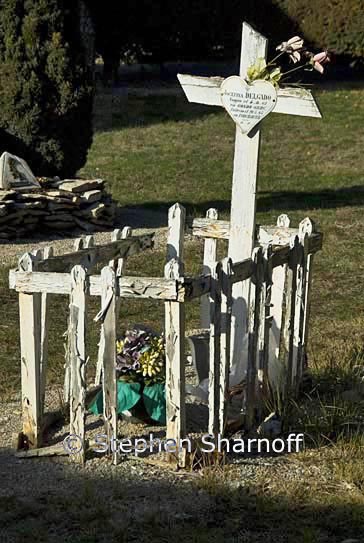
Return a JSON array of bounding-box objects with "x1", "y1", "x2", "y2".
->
[{"x1": 1, "y1": 82, "x2": 364, "y2": 541}]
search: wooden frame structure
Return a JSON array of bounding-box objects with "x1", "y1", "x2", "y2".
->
[{"x1": 9, "y1": 203, "x2": 322, "y2": 465}]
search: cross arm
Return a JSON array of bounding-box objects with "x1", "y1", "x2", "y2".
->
[{"x1": 177, "y1": 74, "x2": 322, "y2": 119}]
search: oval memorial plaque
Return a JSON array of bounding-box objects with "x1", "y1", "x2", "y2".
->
[{"x1": 220, "y1": 76, "x2": 277, "y2": 135}]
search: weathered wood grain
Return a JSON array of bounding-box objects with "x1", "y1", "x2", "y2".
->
[
  {"x1": 192, "y1": 216, "x2": 230, "y2": 240},
  {"x1": 34, "y1": 234, "x2": 154, "y2": 272},
  {"x1": 18, "y1": 252, "x2": 42, "y2": 449},
  {"x1": 201, "y1": 208, "x2": 218, "y2": 329},
  {"x1": 257, "y1": 245, "x2": 273, "y2": 412},
  {"x1": 192, "y1": 216, "x2": 321, "y2": 251},
  {"x1": 19, "y1": 291, "x2": 42, "y2": 448},
  {"x1": 39, "y1": 246, "x2": 53, "y2": 415},
  {"x1": 300, "y1": 218, "x2": 317, "y2": 382},
  {"x1": 293, "y1": 232, "x2": 308, "y2": 392},
  {"x1": 219, "y1": 258, "x2": 233, "y2": 434},
  {"x1": 96, "y1": 228, "x2": 131, "y2": 387},
  {"x1": 267, "y1": 214, "x2": 290, "y2": 390},
  {"x1": 69, "y1": 266, "x2": 88, "y2": 464},
  {"x1": 164, "y1": 203, "x2": 186, "y2": 465},
  {"x1": 16, "y1": 443, "x2": 69, "y2": 458},
  {"x1": 99, "y1": 267, "x2": 118, "y2": 465},
  {"x1": 10, "y1": 271, "x2": 180, "y2": 300},
  {"x1": 208, "y1": 261, "x2": 222, "y2": 435},
  {"x1": 246, "y1": 247, "x2": 263, "y2": 429},
  {"x1": 295, "y1": 218, "x2": 317, "y2": 388},
  {"x1": 279, "y1": 236, "x2": 299, "y2": 395}
]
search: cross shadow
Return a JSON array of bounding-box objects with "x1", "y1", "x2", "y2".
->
[{"x1": 111, "y1": 184, "x2": 364, "y2": 231}]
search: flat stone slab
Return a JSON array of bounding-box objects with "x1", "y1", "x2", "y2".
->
[
  {"x1": 0, "y1": 190, "x2": 16, "y2": 201},
  {"x1": 53, "y1": 179, "x2": 104, "y2": 193}
]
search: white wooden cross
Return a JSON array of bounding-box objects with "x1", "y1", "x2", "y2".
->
[{"x1": 178, "y1": 22, "x2": 321, "y2": 385}]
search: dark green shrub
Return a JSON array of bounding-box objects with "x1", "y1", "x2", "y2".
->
[
  {"x1": 0, "y1": 0, "x2": 94, "y2": 177},
  {"x1": 275, "y1": 0, "x2": 364, "y2": 60}
]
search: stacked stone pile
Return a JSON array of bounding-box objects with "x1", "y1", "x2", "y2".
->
[{"x1": 0, "y1": 178, "x2": 117, "y2": 239}]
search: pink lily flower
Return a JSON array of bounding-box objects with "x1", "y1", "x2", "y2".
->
[
  {"x1": 312, "y1": 51, "x2": 330, "y2": 73},
  {"x1": 276, "y1": 36, "x2": 304, "y2": 63}
]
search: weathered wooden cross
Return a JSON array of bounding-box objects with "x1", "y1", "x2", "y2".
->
[{"x1": 178, "y1": 22, "x2": 321, "y2": 384}]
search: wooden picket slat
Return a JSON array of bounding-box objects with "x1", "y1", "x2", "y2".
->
[
  {"x1": 110, "y1": 226, "x2": 132, "y2": 275},
  {"x1": 257, "y1": 245, "x2": 273, "y2": 413},
  {"x1": 65, "y1": 237, "x2": 93, "y2": 405},
  {"x1": 98, "y1": 266, "x2": 118, "y2": 465},
  {"x1": 164, "y1": 203, "x2": 186, "y2": 464},
  {"x1": 268, "y1": 214, "x2": 290, "y2": 391},
  {"x1": 19, "y1": 291, "x2": 42, "y2": 449},
  {"x1": 295, "y1": 218, "x2": 315, "y2": 389},
  {"x1": 219, "y1": 258, "x2": 233, "y2": 434},
  {"x1": 245, "y1": 247, "x2": 263, "y2": 428},
  {"x1": 69, "y1": 265, "x2": 88, "y2": 464},
  {"x1": 18, "y1": 251, "x2": 42, "y2": 449},
  {"x1": 95, "y1": 228, "x2": 131, "y2": 387},
  {"x1": 200, "y1": 208, "x2": 218, "y2": 329},
  {"x1": 39, "y1": 246, "x2": 53, "y2": 415},
  {"x1": 300, "y1": 219, "x2": 317, "y2": 379},
  {"x1": 292, "y1": 241, "x2": 305, "y2": 392},
  {"x1": 279, "y1": 236, "x2": 299, "y2": 395},
  {"x1": 208, "y1": 261, "x2": 221, "y2": 435}
]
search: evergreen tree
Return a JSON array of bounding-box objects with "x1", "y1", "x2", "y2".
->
[{"x1": 0, "y1": 0, "x2": 95, "y2": 177}]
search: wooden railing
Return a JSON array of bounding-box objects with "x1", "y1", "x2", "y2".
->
[{"x1": 9, "y1": 203, "x2": 322, "y2": 466}]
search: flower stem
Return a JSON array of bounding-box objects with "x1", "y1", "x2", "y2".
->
[
  {"x1": 266, "y1": 51, "x2": 285, "y2": 67},
  {"x1": 281, "y1": 62, "x2": 310, "y2": 78}
]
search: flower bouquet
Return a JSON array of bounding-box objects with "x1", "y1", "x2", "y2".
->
[
  {"x1": 247, "y1": 36, "x2": 330, "y2": 88},
  {"x1": 89, "y1": 328, "x2": 166, "y2": 424}
]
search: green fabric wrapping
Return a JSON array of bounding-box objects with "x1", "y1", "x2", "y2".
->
[
  {"x1": 143, "y1": 384, "x2": 166, "y2": 425},
  {"x1": 89, "y1": 382, "x2": 141, "y2": 415},
  {"x1": 117, "y1": 382, "x2": 142, "y2": 413},
  {"x1": 88, "y1": 381, "x2": 166, "y2": 424}
]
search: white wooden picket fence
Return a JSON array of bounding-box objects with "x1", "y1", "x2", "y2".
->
[{"x1": 9, "y1": 202, "x2": 322, "y2": 465}]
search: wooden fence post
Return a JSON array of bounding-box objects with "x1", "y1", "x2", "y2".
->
[
  {"x1": 164, "y1": 203, "x2": 186, "y2": 462},
  {"x1": 295, "y1": 218, "x2": 315, "y2": 389},
  {"x1": 18, "y1": 252, "x2": 42, "y2": 449},
  {"x1": 279, "y1": 236, "x2": 299, "y2": 396},
  {"x1": 208, "y1": 261, "x2": 221, "y2": 435},
  {"x1": 65, "y1": 237, "x2": 93, "y2": 403},
  {"x1": 69, "y1": 265, "x2": 88, "y2": 464},
  {"x1": 98, "y1": 266, "x2": 118, "y2": 465},
  {"x1": 110, "y1": 226, "x2": 132, "y2": 276},
  {"x1": 201, "y1": 208, "x2": 218, "y2": 329},
  {"x1": 39, "y1": 246, "x2": 53, "y2": 415},
  {"x1": 219, "y1": 258, "x2": 233, "y2": 434},
  {"x1": 268, "y1": 214, "x2": 290, "y2": 391},
  {"x1": 257, "y1": 245, "x2": 273, "y2": 413},
  {"x1": 245, "y1": 247, "x2": 264, "y2": 428},
  {"x1": 94, "y1": 227, "x2": 132, "y2": 387}
]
